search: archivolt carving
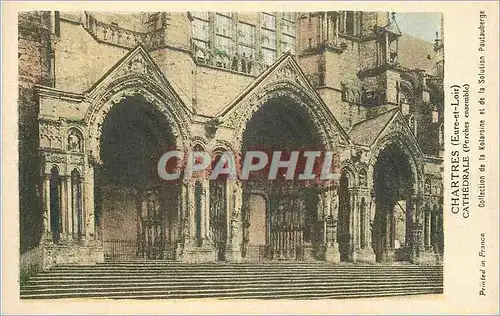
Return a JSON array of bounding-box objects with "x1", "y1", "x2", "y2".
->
[
  {"x1": 340, "y1": 161, "x2": 357, "y2": 186},
  {"x1": 189, "y1": 136, "x2": 208, "y2": 151},
  {"x1": 370, "y1": 131, "x2": 424, "y2": 193},
  {"x1": 86, "y1": 76, "x2": 192, "y2": 163},
  {"x1": 211, "y1": 139, "x2": 234, "y2": 153},
  {"x1": 225, "y1": 81, "x2": 341, "y2": 153}
]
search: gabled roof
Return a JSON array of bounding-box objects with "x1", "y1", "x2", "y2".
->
[
  {"x1": 218, "y1": 52, "x2": 350, "y2": 143},
  {"x1": 85, "y1": 45, "x2": 190, "y2": 113},
  {"x1": 349, "y1": 109, "x2": 398, "y2": 147},
  {"x1": 349, "y1": 108, "x2": 423, "y2": 158}
]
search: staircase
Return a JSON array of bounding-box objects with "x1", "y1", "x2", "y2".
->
[{"x1": 21, "y1": 261, "x2": 443, "y2": 300}]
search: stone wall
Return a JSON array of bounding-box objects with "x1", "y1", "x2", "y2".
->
[
  {"x1": 42, "y1": 242, "x2": 105, "y2": 270},
  {"x1": 18, "y1": 11, "x2": 53, "y2": 253}
]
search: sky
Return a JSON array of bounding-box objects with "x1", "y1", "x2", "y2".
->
[{"x1": 394, "y1": 12, "x2": 443, "y2": 43}]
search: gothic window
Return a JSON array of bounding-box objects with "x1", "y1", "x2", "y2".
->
[
  {"x1": 50, "y1": 166, "x2": 61, "y2": 243},
  {"x1": 238, "y1": 21, "x2": 255, "y2": 59},
  {"x1": 215, "y1": 13, "x2": 233, "y2": 55},
  {"x1": 281, "y1": 12, "x2": 296, "y2": 54},
  {"x1": 261, "y1": 12, "x2": 277, "y2": 66},
  {"x1": 261, "y1": 12, "x2": 276, "y2": 30},
  {"x1": 261, "y1": 29, "x2": 276, "y2": 49},
  {"x1": 71, "y1": 169, "x2": 84, "y2": 240},
  {"x1": 261, "y1": 34, "x2": 276, "y2": 66},
  {"x1": 192, "y1": 12, "x2": 210, "y2": 50},
  {"x1": 190, "y1": 12, "x2": 297, "y2": 69}
]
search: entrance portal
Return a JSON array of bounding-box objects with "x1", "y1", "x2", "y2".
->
[
  {"x1": 372, "y1": 143, "x2": 414, "y2": 262},
  {"x1": 240, "y1": 97, "x2": 324, "y2": 261},
  {"x1": 95, "y1": 95, "x2": 179, "y2": 260}
]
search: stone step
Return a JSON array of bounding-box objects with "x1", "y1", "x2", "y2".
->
[
  {"x1": 92, "y1": 266, "x2": 437, "y2": 270},
  {"x1": 30, "y1": 274, "x2": 442, "y2": 282},
  {"x1": 33, "y1": 272, "x2": 442, "y2": 280},
  {"x1": 44, "y1": 270, "x2": 442, "y2": 277},
  {"x1": 48, "y1": 266, "x2": 443, "y2": 273},
  {"x1": 23, "y1": 277, "x2": 441, "y2": 289},
  {"x1": 94, "y1": 261, "x2": 441, "y2": 267},
  {"x1": 21, "y1": 285, "x2": 442, "y2": 300},
  {"x1": 21, "y1": 262, "x2": 443, "y2": 300}
]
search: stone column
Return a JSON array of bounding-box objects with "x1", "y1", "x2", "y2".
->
[
  {"x1": 182, "y1": 178, "x2": 216, "y2": 263},
  {"x1": 411, "y1": 194, "x2": 425, "y2": 252},
  {"x1": 60, "y1": 176, "x2": 68, "y2": 242},
  {"x1": 84, "y1": 165, "x2": 96, "y2": 241},
  {"x1": 335, "y1": 12, "x2": 340, "y2": 44},
  {"x1": 357, "y1": 192, "x2": 376, "y2": 263},
  {"x1": 182, "y1": 180, "x2": 196, "y2": 248},
  {"x1": 201, "y1": 179, "x2": 208, "y2": 243},
  {"x1": 329, "y1": 12, "x2": 335, "y2": 44},
  {"x1": 202, "y1": 179, "x2": 215, "y2": 248},
  {"x1": 43, "y1": 174, "x2": 52, "y2": 242},
  {"x1": 65, "y1": 176, "x2": 73, "y2": 241},
  {"x1": 322, "y1": 12, "x2": 327, "y2": 43},
  {"x1": 412, "y1": 193, "x2": 437, "y2": 264},
  {"x1": 385, "y1": 32, "x2": 390, "y2": 63},
  {"x1": 426, "y1": 206, "x2": 432, "y2": 250},
  {"x1": 224, "y1": 179, "x2": 231, "y2": 252},
  {"x1": 179, "y1": 179, "x2": 194, "y2": 260},
  {"x1": 176, "y1": 179, "x2": 190, "y2": 259},
  {"x1": 226, "y1": 180, "x2": 242, "y2": 262},
  {"x1": 348, "y1": 188, "x2": 358, "y2": 262},
  {"x1": 324, "y1": 185, "x2": 340, "y2": 263}
]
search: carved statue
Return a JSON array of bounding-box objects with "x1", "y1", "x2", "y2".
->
[
  {"x1": 67, "y1": 130, "x2": 82, "y2": 152},
  {"x1": 331, "y1": 188, "x2": 339, "y2": 218}
]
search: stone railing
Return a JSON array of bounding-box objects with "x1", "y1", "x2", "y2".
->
[
  {"x1": 83, "y1": 12, "x2": 166, "y2": 50},
  {"x1": 191, "y1": 41, "x2": 268, "y2": 76}
]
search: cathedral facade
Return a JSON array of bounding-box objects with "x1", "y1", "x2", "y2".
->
[{"x1": 18, "y1": 11, "x2": 444, "y2": 270}]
